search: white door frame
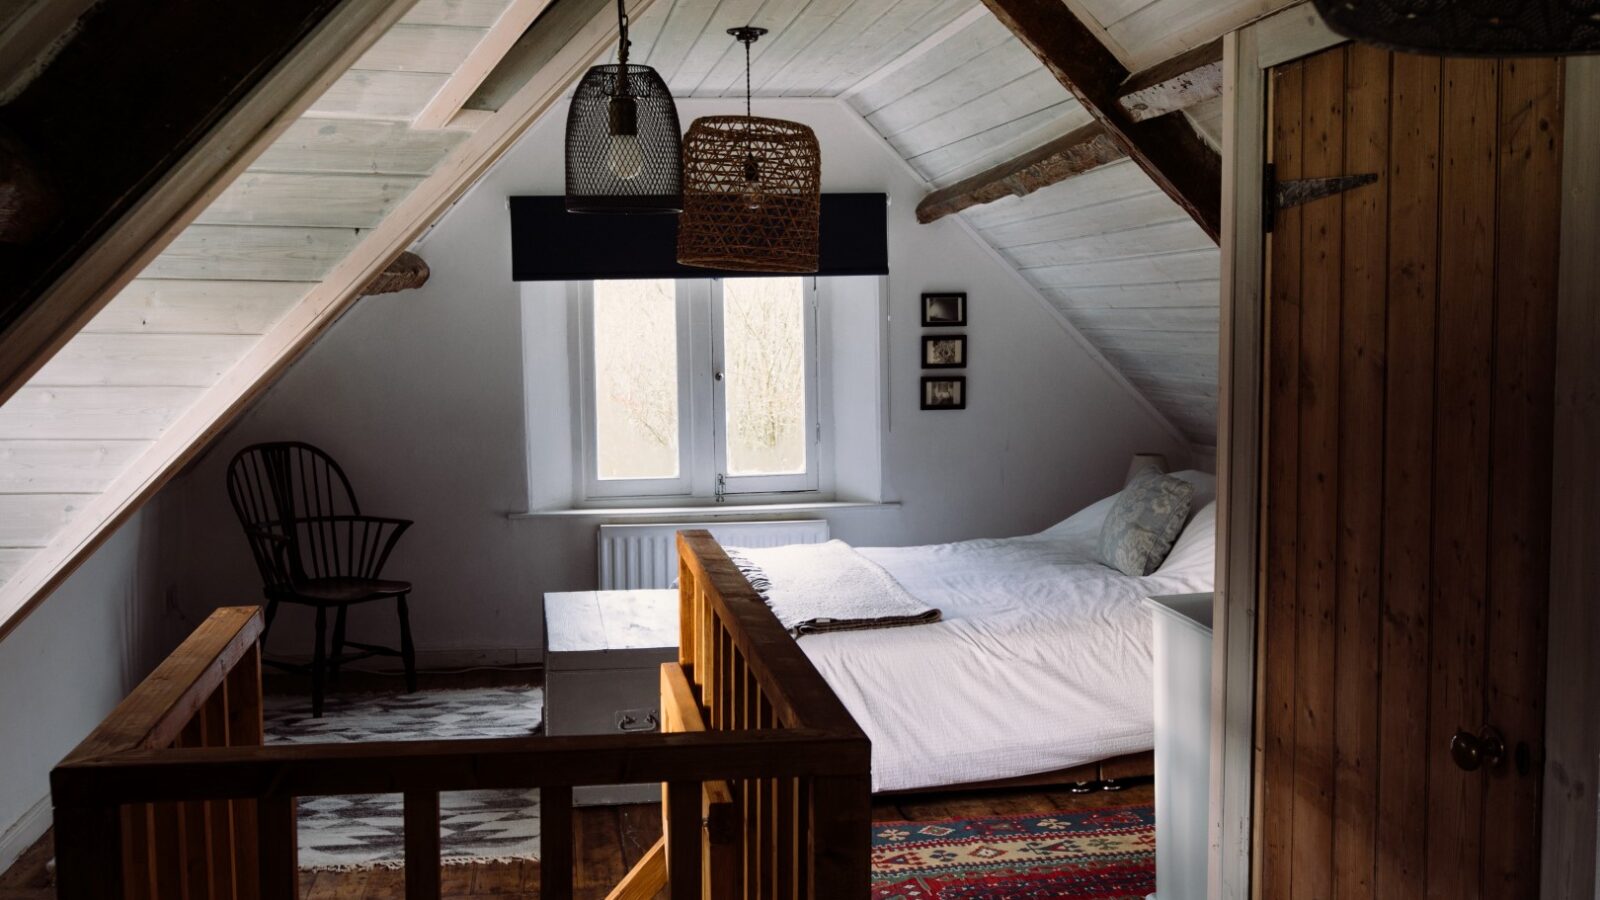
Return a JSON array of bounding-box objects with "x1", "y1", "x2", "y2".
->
[
  {"x1": 1215, "y1": 8, "x2": 1346, "y2": 897},
  {"x1": 1542, "y1": 53, "x2": 1600, "y2": 900},
  {"x1": 1216, "y1": 7, "x2": 1600, "y2": 898}
]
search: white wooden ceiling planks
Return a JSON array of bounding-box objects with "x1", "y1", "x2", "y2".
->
[
  {"x1": 0, "y1": 0, "x2": 524, "y2": 592},
  {"x1": 0, "y1": 0, "x2": 1287, "y2": 600}
]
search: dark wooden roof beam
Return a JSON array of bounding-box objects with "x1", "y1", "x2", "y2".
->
[
  {"x1": 916, "y1": 122, "x2": 1127, "y2": 224},
  {"x1": 980, "y1": 0, "x2": 1222, "y2": 242},
  {"x1": 1117, "y1": 38, "x2": 1224, "y2": 123}
]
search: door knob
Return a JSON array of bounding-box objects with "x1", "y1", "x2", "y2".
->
[{"x1": 1450, "y1": 726, "x2": 1506, "y2": 772}]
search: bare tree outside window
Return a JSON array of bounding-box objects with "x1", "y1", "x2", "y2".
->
[
  {"x1": 593, "y1": 279, "x2": 679, "y2": 479},
  {"x1": 723, "y1": 278, "x2": 807, "y2": 476}
]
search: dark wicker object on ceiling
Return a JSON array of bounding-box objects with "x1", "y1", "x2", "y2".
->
[
  {"x1": 364, "y1": 251, "x2": 430, "y2": 295},
  {"x1": 1313, "y1": 0, "x2": 1600, "y2": 55},
  {"x1": 677, "y1": 115, "x2": 821, "y2": 273}
]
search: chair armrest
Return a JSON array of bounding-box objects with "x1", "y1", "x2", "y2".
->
[{"x1": 280, "y1": 515, "x2": 413, "y2": 581}]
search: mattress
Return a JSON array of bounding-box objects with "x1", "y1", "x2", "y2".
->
[{"x1": 799, "y1": 484, "x2": 1216, "y2": 792}]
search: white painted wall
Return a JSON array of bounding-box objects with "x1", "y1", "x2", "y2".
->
[
  {"x1": 0, "y1": 501, "x2": 178, "y2": 873},
  {"x1": 158, "y1": 98, "x2": 1188, "y2": 661}
]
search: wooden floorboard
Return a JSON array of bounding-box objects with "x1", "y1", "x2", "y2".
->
[
  {"x1": 4, "y1": 665, "x2": 1156, "y2": 898},
  {"x1": 1, "y1": 785, "x2": 1153, "y2": 899}
]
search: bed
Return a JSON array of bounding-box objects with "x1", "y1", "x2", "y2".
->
[{"x1": 733, "y1": 472, "x2": 1217, "y2": 793}]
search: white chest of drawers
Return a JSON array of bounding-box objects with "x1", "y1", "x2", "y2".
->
[{"x1": 544, "y1": 589, "x2": 678, "y2": 805}]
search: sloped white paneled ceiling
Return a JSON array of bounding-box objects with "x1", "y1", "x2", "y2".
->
[{"x1": 620, "y1": 0, "x2": 1247, "y2": 445}]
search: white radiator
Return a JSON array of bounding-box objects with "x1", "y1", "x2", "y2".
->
[{"x1": 597, "y1": 520, "x2": 830, "y2": 590}]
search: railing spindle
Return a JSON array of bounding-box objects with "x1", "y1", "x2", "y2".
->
[
  {"x1": 202, "y1": 688, "x2": 236, "y2": 900},
  {"x1": 152, "y1": 800, "x2": 184, "y2": 895},
  {"x1": 540, "y1": 785, "x2": 573, "y2": 900},
  {"x1": 403, "y1": 791, "x2": 441, "y2": 900},
  {"x1": 122, "y1": 803, "x2": 155, "y2": 900},
  {"x1": 179, "y1": 714, "x2": 213, "y2": 897},
  {"x1": 227, "y1": 642, "x2": 264, "y2": 900},
  {"x1": 667, "y1": 781, "x2": 703, "y2": 899},
  {"x1": 256, "y1": 796, "x2": 297, "y2": 900}
]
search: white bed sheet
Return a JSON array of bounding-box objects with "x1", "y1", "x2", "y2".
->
[{"x1": 800, "y1": 484, "x2": 1216, "y2": 792}]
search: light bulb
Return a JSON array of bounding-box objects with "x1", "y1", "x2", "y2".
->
[
  {"x1": 607, "y1": 134, "x2": 645, "y2": 180},
  {"x1": 605, "y1": 93, "x2": 643, "y2": 181},
  {"x1": 741, "y1": 156, "x2": 764, "y2": 210}
]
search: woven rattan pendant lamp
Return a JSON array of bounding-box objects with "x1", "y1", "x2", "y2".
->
[
  {"x1": 677, "y1": 26, "x2": 821, "y2": 273},
  {"x1": 565, "y1": 0, "x2": 682, "y2": 213}
]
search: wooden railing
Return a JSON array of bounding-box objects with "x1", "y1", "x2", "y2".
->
[
  {"x1": 52, "y1": 606, "x2": 267, "y2": 900},
  {"x1": 663, "y1": 530, "x2": 873, "y2": 900},
  {"x1": 51, "y1": 533, "x2": 872, "y2": 899}
]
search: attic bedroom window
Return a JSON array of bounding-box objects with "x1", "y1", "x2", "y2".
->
[{"x1": 578, "y1": 276, "x2": 821, "y2": 501}]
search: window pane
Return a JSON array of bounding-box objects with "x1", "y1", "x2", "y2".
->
[
  {"x1": 723, "y1": 278, "x2": 807, "y2": 476},
  {"x1": 593, "y1": 279, "x2": 679, "y2": 480}
]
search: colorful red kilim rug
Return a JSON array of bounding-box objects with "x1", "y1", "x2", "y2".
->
[{"x1": 870, "y1": 805, "x2": 1155, "y2": 899}]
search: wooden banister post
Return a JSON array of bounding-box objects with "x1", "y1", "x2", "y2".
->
[
  {"x1": 256, "y1": 795, "x2": 298, "y2": 900},
  {"x1": 52, "y1": 801, "x2": 124, "y2": 900},
  {"x1": 541, "y1": 785, "x2": 574, "y2": 900},
  {"x1": 808, "y1": 774, "x2": 871, "y2": 899},
  {"x1": 403, "y1": 791, "x2": 441, "y2": 899},
  {"x1": 667, "y1": 780, "x2": 704, "y2": 899}
]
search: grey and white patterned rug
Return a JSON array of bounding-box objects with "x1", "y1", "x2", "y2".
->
[{"x1": 264, "y1": 686, "x2": 544, "y2": 869}]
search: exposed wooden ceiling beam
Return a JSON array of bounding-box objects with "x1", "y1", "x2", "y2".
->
[
  {"x1": 412, "y1": 0, "x2": 557, "y2": 130},
  {"x1": 1118, "y1": 38, "x2": 1223, "y2": 123},
  {"x1": 979, "y1": 0, "x2": 1221, "y2": 241},
  {"x1": 916, "y1": 122, "x2": 1127, "y2": 224},
  {"x1": 0, "y1": 0, "x2": 416, "y2": 408}
]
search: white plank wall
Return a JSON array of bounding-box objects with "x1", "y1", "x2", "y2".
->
[
  {"x1": 961, "y1": 161, "x2": 1220, "y2": 442},
  {"x1": 843, "y1": 11, "x2": 1224, "y2": 446}
]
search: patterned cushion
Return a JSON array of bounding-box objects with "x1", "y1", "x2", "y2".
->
[{"x1": 1098, "y1": 470, "x2": 1196, "y2": 576}]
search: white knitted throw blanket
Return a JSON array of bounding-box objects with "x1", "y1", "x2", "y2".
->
[{"x1": 726, "y1": 540, "x2": 941, "y2": 636}]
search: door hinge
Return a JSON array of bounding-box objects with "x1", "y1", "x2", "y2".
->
[{"x1": 1263, "y1": 162, "x2": 1379, "y2": 233}]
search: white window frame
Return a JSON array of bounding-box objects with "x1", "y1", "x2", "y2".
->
[
  {"x1": 571, "y1": 276, "x2": 824, "y2": 504},
  {"x1": 710, "y1": 277, "x2": 821, "y2": 496}
]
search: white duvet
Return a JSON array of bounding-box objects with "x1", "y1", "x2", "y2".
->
[{"x1": 800, "y1": 479, "x2": 1216, "y2": 792}]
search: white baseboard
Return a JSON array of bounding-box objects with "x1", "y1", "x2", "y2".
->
[{"x1": 0, "y1": 795, "x2": 51, "y2": 877}]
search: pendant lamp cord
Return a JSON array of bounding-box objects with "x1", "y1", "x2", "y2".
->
[
  {"x1": 744, "y1": 36, "x2": 752, "y2": 120},
  {"x1": 616, "y1": 0, "x2": 630, "y2": 66}
]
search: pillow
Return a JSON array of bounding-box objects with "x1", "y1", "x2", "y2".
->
[
  {"x1": 1156, "y1": 500, "x2": 1217, "y2": 578},
  {"x1": 1098, "y1": 469, "x2": 1195, "y2": 576}
]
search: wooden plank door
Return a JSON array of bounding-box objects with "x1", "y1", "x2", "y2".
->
[{"x1": 1257, "y1": 44, "x2": 1563, "y2": 900}]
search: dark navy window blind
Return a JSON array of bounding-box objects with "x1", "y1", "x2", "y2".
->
[{"x1": 509, "y1": 193, "x2": 888, "y2": 281}]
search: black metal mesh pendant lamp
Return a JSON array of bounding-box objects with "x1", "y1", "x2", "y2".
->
[
  {"x1": 565, "y1": 0, "x2": 682, "y2": 213},
  {"x1": 1312, "y1": 0, "x2": 1600, "y2": 55},
  {"x1": 677, "y1": 27, "x2": 821, "y2": 273}
]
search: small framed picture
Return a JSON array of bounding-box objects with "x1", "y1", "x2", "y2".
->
[
  {"x1": 921, "y1": 292, "x2": 966, "y2": 326},
  {"x1": 922, "y1": 334, "x2": 967, "y2": 369},
  {"x1": 921, "y1": 376, "x2": 966, "y2": 410}
]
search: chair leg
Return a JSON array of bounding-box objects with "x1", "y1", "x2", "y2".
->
[
  {"x1": 312, "y1": 606, "x2": 328, "y2": 718},
  {"x1": 330, "y1": 605, "x2": 348, "y2": 685},
  {"x1": 396, "y1": 593, "x2": 418, "y2": 694}
]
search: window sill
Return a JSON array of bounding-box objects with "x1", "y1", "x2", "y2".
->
[{"x1": 511, "y1": 500, "x2": 900, "y2": 519}]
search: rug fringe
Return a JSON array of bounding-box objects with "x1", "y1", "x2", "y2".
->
[{"x1": 302, "y1": 853, "x2": 539, "y2": 872}]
